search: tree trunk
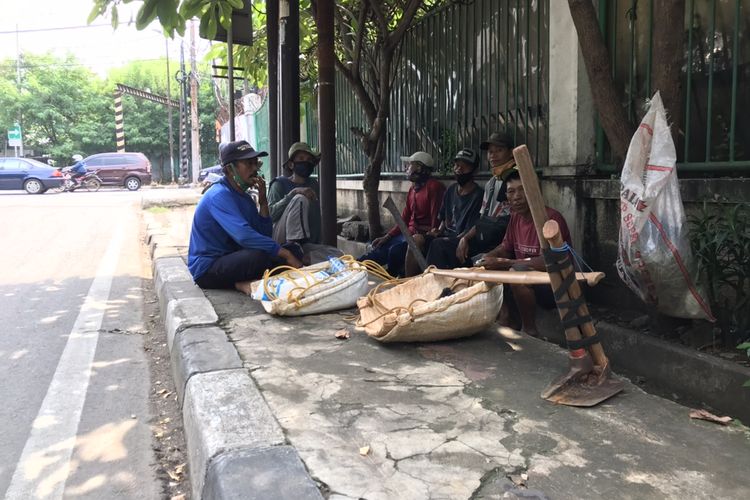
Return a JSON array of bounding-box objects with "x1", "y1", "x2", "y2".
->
[
  {"x1": 651, "y1": 0, "x2": 686, "y2": 151},
  {"x1": 568, "y1": 0, "x2": 635, "y2": 166},
  {"x1": 363, "y1": 130, "x2": 387, "y2": 238}
]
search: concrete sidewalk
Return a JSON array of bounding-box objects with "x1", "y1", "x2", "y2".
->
[{"x1": 144, "y1": 202, "x2": 750, "y2": 499}]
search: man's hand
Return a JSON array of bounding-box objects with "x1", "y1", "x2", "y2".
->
[
  {"x1": 291, "y1": 187, "x2": 317, "y2": 201},
  {"x1": 371, "y1": 234, "x2": 391, "y2": 249},
  {"x1": 427, "y1": 228, "x2": 442, "y2": 238},
  {"x1": 249, "y1": 176, "x2": 267, "y2": 202},
  {"x1": 482, "y1": 257, "x2": 514, "y2": 270},
  {"x1": 456, "y1": 237, "x2": 470, "y2": 262},
  {"x1": 278, "y1": 247, "x2": 303, "y2": 268}
]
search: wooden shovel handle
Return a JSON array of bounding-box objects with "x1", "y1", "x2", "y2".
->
[{"x1": 428, "y1": 268, "x2": 605, "y2": 287}]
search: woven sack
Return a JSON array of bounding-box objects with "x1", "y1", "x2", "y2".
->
[
  {"x1": 252, "y1": 260, "x2": 370, "y2": 316},
  {"x1": 356, "y1": 273, "x2": 503, "y2": 343}
]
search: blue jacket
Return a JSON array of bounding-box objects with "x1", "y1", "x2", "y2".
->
[
  {"x1": 188, "y1": 177, "x2": 280, "y2": 280},
  {"x1": 72, "y1": 161, "x2": 87, "y2": 174}
]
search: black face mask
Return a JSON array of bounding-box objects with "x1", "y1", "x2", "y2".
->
[
  {"x1": 455, "y1": 172, "x2": 473, "y2": 186},
  {"x1": 293, "y1": 161, "x2": 315, "y2": 178}
]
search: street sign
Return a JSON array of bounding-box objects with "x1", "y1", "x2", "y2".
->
[{"x1": 7, "y1": 124, "x2": 22, "y2": 148}]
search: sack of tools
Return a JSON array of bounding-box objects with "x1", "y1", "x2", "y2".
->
[
  {"x1": 616, "y1": 92, "x2": 713, "y2": 320},
  {"x1": 356, "y1": 270, "x2": 504, "y2": 342},
  {"x1": 251, "y1": 256, "x2": 370, "y2": 316}
]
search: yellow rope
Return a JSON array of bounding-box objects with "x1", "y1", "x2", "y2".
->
[{"x1": 259, "y1": 255, "x2": 398, "y2": 309}]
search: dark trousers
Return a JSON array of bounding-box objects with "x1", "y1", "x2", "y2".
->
[
  {"x1": 426, "y1": 236, "x2": 493, "y2": 269},
  {"x1": 195, "y1": 243, "x2": 303, "y2": 290},
  {"x1": 358, "y1": 234, "x2": 407, "y2": 277}
]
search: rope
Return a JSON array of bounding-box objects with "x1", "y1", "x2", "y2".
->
[
  {"x1": 548, "y1": 242, "x2": 594, "y2": 273},
  {"x1": 259, "y1": 255, "x2": 397, "y2": 309}
]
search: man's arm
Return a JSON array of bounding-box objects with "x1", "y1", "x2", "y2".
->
[
  {"x1": 209, "y1": 195, "x2": 281, "y2": 255},
  {"x1": 267, "y1": 179, "x2": 293, "y2": 222}
]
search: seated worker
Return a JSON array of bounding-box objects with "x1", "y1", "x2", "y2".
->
[
  {"x1": 268, "y1": 142, "x2": 321, "y2": 246},
  {"x1": 426, "y1": 148, "x2": 484, "y2": 267},
  {"x1": 443, "y1": 132, "x2": 517, "y2": 268},
  {"x1": 188, "y1": 140, "x2": 303, "y2": 295},
  {"x1": 359, "y1": 151, "x2": 445, "y2": 277},
  {"x1": 480, "y1": 170, "x2": 571, "y2": 337}
]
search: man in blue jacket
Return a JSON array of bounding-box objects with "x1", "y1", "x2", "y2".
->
[{"x1": 188, "y1": 140, "x2": 303, "y2": 295}]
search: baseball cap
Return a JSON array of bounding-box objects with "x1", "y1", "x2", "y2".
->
[
  {"x1": 287, "y1": 142, "x2": 320, "y2": 163},
  {"x1": 399, "y1": 151, "x2": 435, "y2": 169},
  {"x1": 220, "y1": 140, "x2": 268, "y2": 165},
  {"x1": 453, "y1": 148, "x2": 479, "y2": 169},
  {"x1": 480, "y1": 131, "x2": 514, "y2": 150}
]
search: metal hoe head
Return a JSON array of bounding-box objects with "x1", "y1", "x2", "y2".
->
[{"x1": 541, "y1": 352, "x2": 625, "y2": 407}]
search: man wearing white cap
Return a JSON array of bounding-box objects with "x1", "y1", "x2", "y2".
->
[{"x1": 359, "y1": 151, "x2": 445, "y2": 277}]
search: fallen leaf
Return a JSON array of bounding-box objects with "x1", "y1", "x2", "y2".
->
[
  {"x1": 175, "y1": 463, "x2": 186, "y2": 474},
  {"x1": 689, "y1": 409, "x2": 732, "y2": 425},
  {"x1": 167, "y1": 469, "x2": 181, "y2": 481},
  {"x1": 161, "y1": 391, "x2": 173, "y2": 399},
  {"x1": 335, "y1": 329, "x2": 350, "y2": 340},
  {"x1": 157, "y1": 388, "x2": 168, "y2": 395},
  {"x1": 359, "y1": 445, "x2": 370, "y2": 456},
  {"x1": 170, "y1": 495, "x2": 186, "y2": 500}
]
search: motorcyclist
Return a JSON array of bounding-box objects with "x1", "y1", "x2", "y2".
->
[{"x1": 70, "y1": 154, "x2": 87, "y2": 185}]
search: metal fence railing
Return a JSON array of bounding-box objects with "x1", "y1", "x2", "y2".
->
[
  {"x1": 596, "y1": 0, "x2": 749, "y2": 173},
  {"x1": 307, "y1": 0, "x2": 549, "y2": 177}
]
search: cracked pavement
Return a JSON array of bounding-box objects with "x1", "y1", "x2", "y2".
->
[{"x1": 203, "y1": 288, "x2": 750, "y2": 500}]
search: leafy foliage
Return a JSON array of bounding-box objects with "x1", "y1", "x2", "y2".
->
[
  {"x1": 0, "y1": 53, "x2": 112, "y2": 166},
  {"x1": 689, "y1": 202, "x2": 750, "y2": 345}
]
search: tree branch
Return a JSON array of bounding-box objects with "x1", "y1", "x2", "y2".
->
[{"x1": 387, "y1": 0, "x2": 422, "y2": 51}]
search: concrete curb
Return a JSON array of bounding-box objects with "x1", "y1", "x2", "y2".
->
[{"x1": 147, "y1": 228, "x2": 322, "y2": 499}]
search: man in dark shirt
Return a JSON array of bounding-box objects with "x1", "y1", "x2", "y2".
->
[
  {"x1": 481, "y1": 170, "x2": 571, "y2": 337},
  {"x1": 267, "y1": 142, "x2": 321, "y2": 245},
  {"x1": 359, "y1": 151, "x2": 445, "y2": 277},
  {"x1": 455, "y1": 132, "x2": 517, "y2": 266},
  {"x1": 426, "y1": 148, "x2": 483, "y2": 268},
  {"x1": 188, "y1": 140, "x2": 303, "y2": 295}
]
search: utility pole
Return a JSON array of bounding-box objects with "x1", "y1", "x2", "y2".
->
[
  {"x1": 278, "y1": 0, "x2": 300, "y2": 162},
  {"x1": 165, "y1": 37, "x2": 175, "y2": 183},
  {"x1": 178, "y1": 42, "x2": 189, "y2": 182},
  {"x1": 316, "y1": 0, "x2": 336, "y2": 246},
  {"x1": 267, "y1": 0, "x2": 279, "y2": 173},
  {"x1": 15, "y1": 25, "x2": 24, "y2": 157},
  {"x1": 189, "y1": 20, "x2": 202, "y2": 183}
]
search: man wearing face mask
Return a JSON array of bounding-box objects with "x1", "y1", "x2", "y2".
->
[
  {"x1": 188, "y1": 140, "x2": 303, "y2": 295},
  {"x1": 425, "y1": 148, "x2": 484, "y2": 269},
  {"x1": 451, "y1": 131, "x2": 516, "y2": 267},
  {"x1": 267, "y1": 142, "x2": 322, "y2": 246},
  {"x1": 359, "y1": 151, "x2": 445, "y2": 277}
]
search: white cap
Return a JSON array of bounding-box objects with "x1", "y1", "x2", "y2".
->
[{"x1": 399, "y1": 151, "x2": 434, "y2": 169}]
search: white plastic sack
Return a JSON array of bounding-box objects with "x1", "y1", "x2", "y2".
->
[
  {"x1": 251, "y1": 257, "x2": 370, "y2": 316},
  {"x1": 616, "y1": 92, "x2": 713, "y2": 320}
]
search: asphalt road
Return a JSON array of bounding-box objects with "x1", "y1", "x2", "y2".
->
[{"x1": 0, "y1": 189, "x2": 160, "y2": 499}]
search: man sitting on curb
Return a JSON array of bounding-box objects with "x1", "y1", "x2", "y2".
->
[
  {"x1": 359, "y1": 151, "x2": 445, "y2": 277},
  {"x1": 188, "y1": 140, "x2": 303, "y2": 295},
  {"x1": 435, "y1": 132, "x2": 517, "y2": 268},
  {"x1": 480, "y1": 169, "x2": 572, "y2": 337},
  {"x1": 267, "y1": 142, "x2": 321, "y2": 246},
  {"x1": 426, "y1": 148, "x2": 484, "y2": 268}
]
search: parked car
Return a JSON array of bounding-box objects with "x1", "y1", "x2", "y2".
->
[
  {"x1": 82, "y1": 152, "x2": 152, "y2": 191},
  {"x1": 0, "y1": 157, "x2": 63, "y2": 194}
]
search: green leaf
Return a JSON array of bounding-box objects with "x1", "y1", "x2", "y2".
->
[
  {"x1": 218, "y1": 1, "x2": 233, "y2": 29},
  {"x1": 737, "y1": 343, "x2": 750, "y2": 350},
  {"x1": 111, "y1": 6, "x2": 119, "y2": 29},
  {"x1": 226, "y1": 0, "x2": 244, "y2": 9},
  {"x1": 743, "y1": 380, "x2": 750, "y2": 388},
  {"x1": 135, "y1": 0, "x2": 160, "y2": 29}
]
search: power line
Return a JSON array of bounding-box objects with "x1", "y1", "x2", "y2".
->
[{"x1": 0, "y1": 23, "x2": 129, "y2": 35}]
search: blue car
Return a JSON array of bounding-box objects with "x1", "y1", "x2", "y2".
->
[{"x1": 0, "y1": 157, "x2": 64, "y2": 194}]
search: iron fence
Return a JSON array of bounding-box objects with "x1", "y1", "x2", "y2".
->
[
  {"x1": 308, "y1": 0, "x2": 549, "y2": 176},
  {"x1": 596, "y1": 0, "x2": 750, "y2": 172}
]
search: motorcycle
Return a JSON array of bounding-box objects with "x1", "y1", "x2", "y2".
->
[{"x1": 59, "y1": 167, "x2": 102, "y2": 192}]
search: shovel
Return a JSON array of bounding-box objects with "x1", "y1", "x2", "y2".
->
[
  {"x1": 513, "y1": 145, "x2": 624, "y2": 407},
  {"x1": 427, "y1": 268, "x2": 606, "y2": 287}
]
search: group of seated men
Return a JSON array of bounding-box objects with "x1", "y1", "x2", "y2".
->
[{"x1": 187, "y1": 132, "x2": 571, "y2": 336}]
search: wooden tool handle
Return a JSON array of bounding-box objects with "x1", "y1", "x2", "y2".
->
[{"x1": 428, "y1": 268, "x2": 605, "y2": 286}]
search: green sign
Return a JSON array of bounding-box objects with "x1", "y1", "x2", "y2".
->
[{"x1": 8, "y1": 124, "x2": 21, "y2": 147}]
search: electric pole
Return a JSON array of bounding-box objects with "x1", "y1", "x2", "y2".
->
[
  {"x1": 165, "y1": 37, "x2": 175, "y2": 183},
  {"x1": 189, "y1": 20, "x2": 202, "y2": 183}
]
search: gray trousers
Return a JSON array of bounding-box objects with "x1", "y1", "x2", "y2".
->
[{"x1": 273, "y1": 194, "x2": 311, "y2": 244}]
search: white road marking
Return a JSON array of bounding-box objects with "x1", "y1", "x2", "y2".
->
[{"x1": 4, "y1": 222, "x2": 125, "y2": 500}]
